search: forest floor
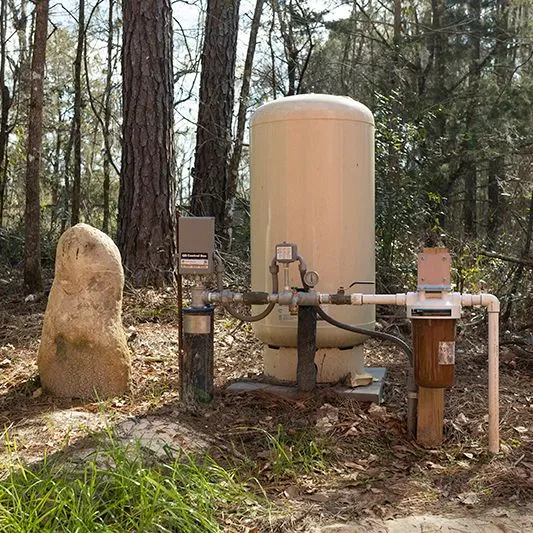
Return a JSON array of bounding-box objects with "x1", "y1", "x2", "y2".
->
[{"x1": 1, "y1": 269, "x2": 533, "y2": 531}]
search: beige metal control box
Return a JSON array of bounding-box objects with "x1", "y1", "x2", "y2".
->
[{"x1": 178, "y1": 217, "x2": 215, "y2": 275}]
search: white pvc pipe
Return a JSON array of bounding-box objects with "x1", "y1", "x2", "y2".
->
[
  {"x1": 351, "y1": 293, "x2": 407, "y2": 306},
  {"x1": 351, "y1": 291, "x2": 500, "y2": 454},
  {"x1": 461, "y1": 293, "x2": 500, "y2": 453}
]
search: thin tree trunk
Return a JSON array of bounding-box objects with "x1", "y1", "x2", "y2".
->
[
  {"x1": 102, "y1": 0, "x2": 114, "y2": 234},
  {"x1": 462, "y1": 0, "x2": 481, "y2": 237},
  {"x1": 50, "y1": 114, "x2": 62, "y2": 233},
  {"x1": 71, "y1": 0, "x2": 85, "y2": 225},
  {"x1": 503, "y1": 188, "x2": 533, "y2": 321},
  {"x1": 268, "y1": 6, "x2": 277, "y2": 98},
  {"x1": 61, "y1": 118, "x2": 74, "y2": 232},
  {"x1": 486, "y1": 0, "x2": 510, "y2": 245},
  {"x1": 271, "y1": 0, "x2": 297, "y2": 95},
  {"x1": 190, "y1": 0, "x2": 240, "y2": 247},
  {"x1": 225, "y1": 0, "x2": 264, "y2": 247},
  {"x1": 0, "y1": 0, "x2": 10, "y2": 227},
  {"x1": 463, "y1": 159, "x2": 477, "y2": 236},
  {"x1": 487, "y1": 156, "x2": 503, "y2": 246},
  {"x1": 23, "y1": 0, "x2": 48, "y2": 292}
]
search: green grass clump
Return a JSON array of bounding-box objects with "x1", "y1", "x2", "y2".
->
[
  {"x1": 0, "y1": 437, "x2": 264, "y2": 532},
  {"x1": 263, "y1": 425, "x2": 328, "y2": 479}
]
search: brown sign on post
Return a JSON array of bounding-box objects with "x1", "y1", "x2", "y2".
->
[{"x1": 417, "y1": 248, "x2": 452, "y2": 291}]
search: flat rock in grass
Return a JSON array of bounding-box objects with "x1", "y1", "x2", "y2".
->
[{"x1": 38, "y1": 224, "x2": 131, "y2": 399}]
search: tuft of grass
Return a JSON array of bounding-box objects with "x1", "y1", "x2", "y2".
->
[
  {"x1": 0, "y1": 433, "x2": 267, "y2": 532},
  {"x1": 261, "y1": 425, "x2": 328, "y2": 479}
]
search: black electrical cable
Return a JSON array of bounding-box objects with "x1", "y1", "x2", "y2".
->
[
  {"x1": 317, "y1": 305, "x2": 417, "y2": 439},
  {"x1": 315, "y1": 306, "x2": 413, "y2": 365}
]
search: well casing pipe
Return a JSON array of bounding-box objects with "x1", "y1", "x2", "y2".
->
[{"x1": 181, "y1": 306, "x2": 215, "y2": 403}]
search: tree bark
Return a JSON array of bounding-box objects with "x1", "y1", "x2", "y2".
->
[
  {"x1": 118, "y1": 0, "x2": 176, "y2": 286},
  {"x1": 71, "y1": 0, "x2": 84, "y2": 226},
  {"x1": 102, "y1": 0, "x2": 114, "y2": 234},
  {"x1": 502, "y1": 188, "x2": 533, "y2": 321},
  {"x1": 23, "y1": 0, "x2": 48, "y2": 292},
  {"x1": 190, "y1": 0, "x2": 240, "y2": 247},
  {"x1": 226, "y1": 0, "x2": 264, "y2": 248},
  {"x1": 462, "y1": 0, "x2": 481, "y2": 238},
  {"x1": 0, "y1": 0, "x2": 10, "y2": 227},
  {"x1": 487, "y1": 156, "x2": 503, "y2": 246}
]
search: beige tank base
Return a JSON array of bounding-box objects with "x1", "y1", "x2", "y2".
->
[{"x1": 263, "y1": 345, "x2": 373, "y2": 387}]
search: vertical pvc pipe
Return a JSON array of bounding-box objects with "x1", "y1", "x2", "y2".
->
[
  {"x1": 488, "y1": 309, "x2": 500, "y2": 453},
  {"x1": 462, "y1": 293, "x2": 500, "y2": 453}
]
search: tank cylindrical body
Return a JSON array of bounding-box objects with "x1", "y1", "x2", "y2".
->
[
  {"x1": 249, "y1": 94, "x2": 375, "y2": 382},
  {"x1": 412, "y1": 319, "x2": 456, "y2": 388}
]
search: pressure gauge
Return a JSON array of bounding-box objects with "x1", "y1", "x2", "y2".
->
[{"x1": 303, "y1": 270, "x2": 320, "y2": 288}]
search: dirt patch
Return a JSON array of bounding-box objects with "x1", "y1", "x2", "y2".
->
[{"x1": 317, "y1": 508, "x2": 533, "y2": 532}]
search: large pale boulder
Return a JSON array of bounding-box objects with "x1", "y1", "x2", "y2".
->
[{"x1": 38, "y1": 223, "x2": 131, "y2": 398}]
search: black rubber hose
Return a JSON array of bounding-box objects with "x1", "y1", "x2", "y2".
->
[
  {"x1": 223, "y1": 301, "x2": 275, "y2": 323},
  {"x1": 222, "y1": 259, "x2": 279, "y2": 323},
  {"x1": 315, "y1": 306, "x2": 413, "y2": 365}
]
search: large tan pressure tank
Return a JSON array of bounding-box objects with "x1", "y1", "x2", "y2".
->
[{"x1": 250, "y1": 94, "x2": 376, "y2": 386}]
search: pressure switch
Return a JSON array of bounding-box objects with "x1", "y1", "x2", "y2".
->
[{"x1": 275, "y1": 242, "x2": 298, "y2": 263}]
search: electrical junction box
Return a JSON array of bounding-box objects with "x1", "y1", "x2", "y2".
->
[{"x1": 178, "y1": 217, "x2": 215, "y2": 274}]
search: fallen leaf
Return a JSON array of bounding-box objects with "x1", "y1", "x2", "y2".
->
[
  {"x1": 457, "y1": 492, "x2": 480, "y2": 505},
  {"x1": 425, "y1": 461, "x2": 445, "y2": 470},
  {"x1": 455, "y1": 412, "x2": 469, "y2": 425},
  {"x1": 283, "y1": 485, "x2": 300, "y2": 499},
  {"x1": 368, "y1": 403, "x2": 387, "y2": 418}
]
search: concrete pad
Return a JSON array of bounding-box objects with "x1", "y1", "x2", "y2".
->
[{"x1": 226, "y1": 367, "x2": 386, "y2": 403}]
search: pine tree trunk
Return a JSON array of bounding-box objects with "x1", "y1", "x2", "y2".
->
[
  {"x1": 118, "y1": 0, "x2": 176, "y2": 286},
  {"x1": 23, "y1": 0, "x2": 48, "y2": 292},
  {"x1": 102, "y1": 0, "x2": 114, "y2": 235},
  {"x1": 71, "y1": 0, "x2": 84, "y2": 225},
  {"x1": 226, "y1": 0, "x2": 264, "y2": 248},
  {"x1": 190, "y1": 0, "x2": 240, "y2": 247},
  {"x1": 0, "y1": 0, "x2": 10, "y2": 228}
]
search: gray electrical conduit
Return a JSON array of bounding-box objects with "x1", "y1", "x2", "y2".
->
[{"x1": 315, "y1": 305, "x2": 418, "y2": 438}]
